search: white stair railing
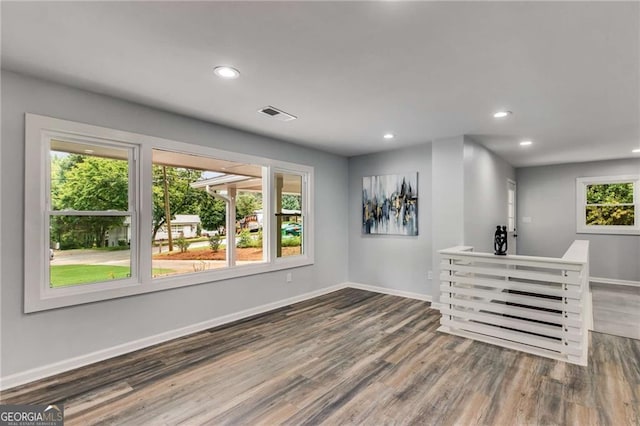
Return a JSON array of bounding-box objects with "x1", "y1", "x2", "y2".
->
[{"x1": 438, "y1": 241, "x2": 590, "y2": 366}]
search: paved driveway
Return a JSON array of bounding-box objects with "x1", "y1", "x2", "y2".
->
[{"x1": 52, "y1": 248, "x2": 130, "y2": 266}]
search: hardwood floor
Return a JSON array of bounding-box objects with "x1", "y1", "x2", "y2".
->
[
  {"x1": 2, "y1": 288, "x2": 639, "y2": 425},
  {"x1": 592, "y1": 283, "x2": 640, "y2": 340}
]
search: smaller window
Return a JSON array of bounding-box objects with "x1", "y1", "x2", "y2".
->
[
  {"x1": 275, "y1": 172, "x2": 304, "y2": 258},
  {"x1": 576, "y1": 175, "x2": 639, "y2": 234}
]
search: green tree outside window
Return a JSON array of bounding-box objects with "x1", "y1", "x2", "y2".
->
[{"x1": 585, "y1": 182, "x2": 635, "y2": 226}]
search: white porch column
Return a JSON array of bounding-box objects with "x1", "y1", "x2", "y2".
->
[{"x1": 227, "y1": 186, "x2": 237, "y2": 266}]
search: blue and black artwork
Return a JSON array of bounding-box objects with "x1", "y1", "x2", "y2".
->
[{"x1": 362, "y1": 173, "x2": 418, "y2": 236}]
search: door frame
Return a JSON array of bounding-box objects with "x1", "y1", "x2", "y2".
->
[{"x1": 507, "y1": 179, "x2": 517, "y2": 254}]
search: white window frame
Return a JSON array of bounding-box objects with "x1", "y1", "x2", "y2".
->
[
  {"x1": 25, "y1": 114, "x2": 314, "y2": 312},
  {"x1": 45, "y1": 137, "x2": 140, "y2": 296},
  {"x1": 576, "y1": 175, "x2": 639, "y2": 235},
  {"x1": 272, "y1": 168, "x2": 310, "y2": 262}
]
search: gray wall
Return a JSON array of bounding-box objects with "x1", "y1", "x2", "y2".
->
[
  {"x1": 347, "y1": 136, "x2": 514, "y2": 303},
  {"x1": 431, "y1": 136, "x2": 465, "y2": 302},
  {"x1": 463, "y1": 137, "x2": 516, "y2": 252},
  {"x1": 348, "y1": 143, "x2": 433, "y2": 296},
  {"x1": 0, "y1": 70, "x2": 349, "y2": 377},
  {"x1": 516, "y1": 158, "x2": 640, "y2": 281}
]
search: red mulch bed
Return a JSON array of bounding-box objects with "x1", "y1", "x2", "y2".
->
[{"x1": 153, "y1": 246, "x2": 301, "y2": 261}]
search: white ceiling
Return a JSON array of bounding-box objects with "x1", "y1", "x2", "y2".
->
[{"x1": 2, "y1": 1, "x2": 639, "y2": 167}]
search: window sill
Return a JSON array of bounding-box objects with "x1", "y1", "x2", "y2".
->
[
  {"x1": 26, "y1": 256, "x2": 314, "y2": 313},
  {"x1": 576, "y1": 226, "x2": 639, "y2": 235}
]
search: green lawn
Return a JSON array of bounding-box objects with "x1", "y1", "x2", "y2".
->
[{"x1": 50, "y1": 265, "x2": 174, "y2": 287}]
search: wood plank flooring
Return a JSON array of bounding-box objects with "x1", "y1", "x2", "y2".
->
[
  {"x1": 592, "y1": 283, "x2": 640, "y2": 340},
  {"x1": 2, "y1": 288, "x2": 639, "y2": 425}
]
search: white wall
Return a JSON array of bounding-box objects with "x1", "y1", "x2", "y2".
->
[
  {"x1": 463, "y1": 137, "x2": 516, "y2": 252},
  {"x1": 348, "y1": 143, "x2": 432, "y2": 296},
  {"x1": 516, "y1": 158, "x2": 640, "y2": 281},
  {"x1": 0, "y1": 71, "x2": 349, "y2": 378}
]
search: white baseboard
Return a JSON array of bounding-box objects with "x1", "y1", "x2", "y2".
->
[
  {"x1": 345, "y1": 282, "x2": 433, "y2": 303},
  {"x1": 430, "y1": 302, "x2": 445, "y2": 311},
  {"x1": 590, "y1": 276, "x2": 640, "y2": 288},
  {"x1": 0, "y1": 283, "x2": 347, "y2": 391}
]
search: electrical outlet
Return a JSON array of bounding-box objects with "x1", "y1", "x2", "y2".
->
[
  {"x1": 427, "y1": 270, "x2": 433, "y2": 280},
  {"x1": 286, "y1": 272, "x2": 292, "y2": 283}
]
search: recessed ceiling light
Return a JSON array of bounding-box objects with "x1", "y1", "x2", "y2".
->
[
  {"x1": 520, "y1": 140, "x2": 533, "y2": 146},
  {"x1": 633, "y1": 148, "x2": 640, "y2": 153},
  {"x1": 213, "y1": 66, "x2": 240, "y2": 79},
  {"x1": 383, "y1": 133, "x2": 395, "y2": 140},
  {"x1": 493, "y1": 111, "x2": 512, "y2": 119}
]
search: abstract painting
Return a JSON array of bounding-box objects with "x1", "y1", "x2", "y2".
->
[{"x1": 362, "y1": 173, "x2": 418, "y2": 235}]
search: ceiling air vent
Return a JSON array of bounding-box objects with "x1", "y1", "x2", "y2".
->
[{"x1": 258, "y1": 106, "x2": 297, "y2": 122}]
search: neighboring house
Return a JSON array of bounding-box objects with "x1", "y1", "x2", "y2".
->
[
  {"x1": 155, "y1": 215, "x2": 201, "y2": 240},
  {"x1": 106, "y1": 217, "x2": 131, "y2": 247}
]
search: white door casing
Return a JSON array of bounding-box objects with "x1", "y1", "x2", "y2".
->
[{"x1": 507, "y1": 179, "x2": 517, "y2": 254}]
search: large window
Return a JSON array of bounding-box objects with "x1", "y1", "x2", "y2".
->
[
  {"x1": 576, "y1": 175, "x2": 639, "y2": 234},
  {"x1": 151, "y1": 149, "x2": 267, "y2": 278},
  {"x1": 25, "y1": 114, "x2": 313, "y2": 312}
]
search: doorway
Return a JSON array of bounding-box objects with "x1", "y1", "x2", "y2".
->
[{"x1": 507, "y1": 180, "x2": 517, "y2": 254}]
